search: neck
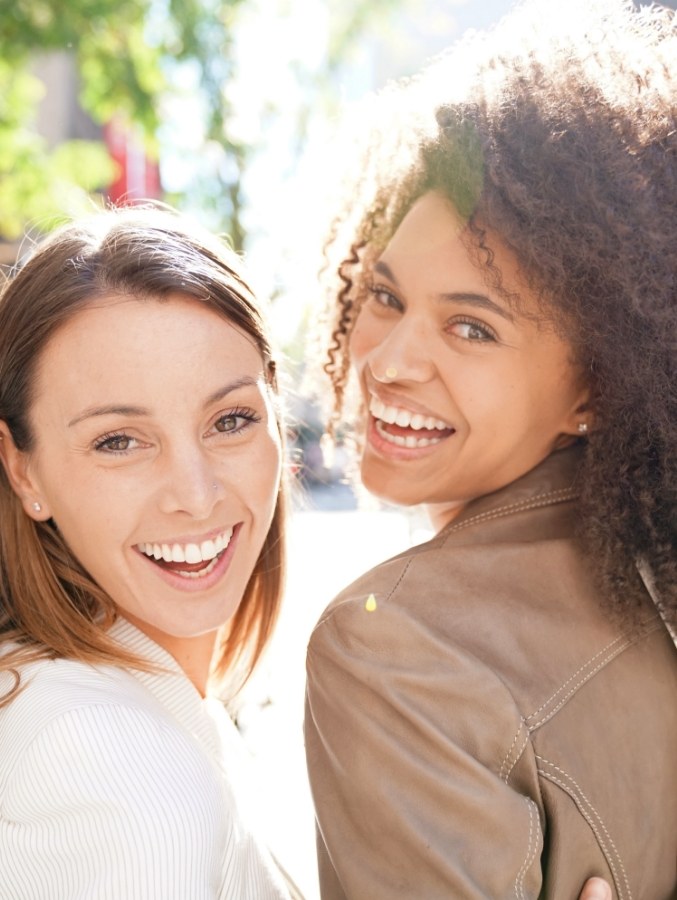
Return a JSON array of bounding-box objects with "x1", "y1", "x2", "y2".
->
[
  {"x1": 425, "y1": 500, "x2": 466, "y2": 533},
  {"x1": 122, "y1": 613, "x2": 218, "y2": 696}
]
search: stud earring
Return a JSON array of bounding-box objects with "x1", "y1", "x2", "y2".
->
[
  {"x1": 384, "y1": 366, "x2": 398, "y2": 381},
  {"x1": 577, "y1": 422, "x2": 588, "y2": 435},
  {"x1": 32, "y1": 501, "x2": 42, "y2": 513}
]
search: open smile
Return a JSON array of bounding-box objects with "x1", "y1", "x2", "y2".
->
[
  {"x1": 369, "y1": 396, "x2": 455, "y2": 449},
  {"x1": 135, "y1": 527, "x2": 234, "y2": 580}
]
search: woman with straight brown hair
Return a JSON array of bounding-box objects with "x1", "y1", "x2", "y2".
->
[{"x1": 0, "y1": 206, "x2": 296, "y2": 898}]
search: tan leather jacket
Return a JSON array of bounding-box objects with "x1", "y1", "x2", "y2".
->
[{"x1": 305, "y1": 448, "x2": 677, "y2": 898}]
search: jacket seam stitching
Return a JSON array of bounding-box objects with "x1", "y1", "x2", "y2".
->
[
  {"x1": 536, "y1": 755, "x2": 632, "y2": 900},
  {"x1": 514, "y1": 797, "x2": 540, "y2": 900},
  {"x1": 500, "y1": 720, "x2": 529, "y2": 783},
  {"x1": 527, "y1": 621, "x2": 662, "y2": 730},
  {"x1": 382, "y1": 557, "x2": 414, "y2": 603},
  {"x1": 440, "y1": 488, "x2": 577, "y2": 541},
  {"x1": 525, "y1": 634, "x2": 627, "y2": 721}
]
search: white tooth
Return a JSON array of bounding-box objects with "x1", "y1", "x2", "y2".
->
[
  {"x1": 425, "y1": 416, "x2": 436, "y2": 429},
  {"x1": 370, "y1": 397, "x2": 385, "y2": 419},
  {"x1": 200, "y1": 539, "x2": 217, "y2": 560},
  {"x1": 404, "y1": 436, "x2": 417, "y2": 448},
  {"x1": 153, "y1": 544, "x2": 163, "y2": 560},
  {"x1": 382, "y1": 405, "x2": 399, "y2": 425},
  {"x1": 394, "y1": 409, "x2": 411, "y2": 427},
  {"x1": 411, "y1": 413, "x2": 425, "y2": 430},
  {"x1": 418, "y1": 438, "x2": 431, "y2": 447},
  {"x1": 171, "y1": 543, "x2": 185, "y2": 563},
  {"x1": 435, "y1": 418, "x2": 449, "y2": 430},
  {"x1": 184, "y1": 543, "x2": 201, "y2": 564},
  {"x1": 221, "y1": 527, "x2": 233, "y2": 549},
  {"x1": 162, "y1": 544, "x2": 172, "y2": 562}
]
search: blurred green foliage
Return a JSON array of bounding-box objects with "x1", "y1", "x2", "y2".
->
[
  {"x1": 0, "y1": 0, "x2": 405, "y2": 247},
  {"x1": 0, "y1": 0, "x2": 245, "y2": 241}
]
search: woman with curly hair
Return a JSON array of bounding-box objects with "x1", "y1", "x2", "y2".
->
[{"x1": 304, "y1": 0, "x2": 677, "y2": 896}]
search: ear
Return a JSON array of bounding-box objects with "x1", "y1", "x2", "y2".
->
[
  {"x1": 0, "y1": 421, "x2": 51, "y2": 521},
  {"x1": 555, "y1": 387, "x2": 594, "y2": 447}
]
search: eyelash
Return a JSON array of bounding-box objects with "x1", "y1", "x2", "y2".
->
[
  {"x1": 367, "y1": 283, "x2": 403, "y2": 311},
  {"x1": 93, "y1": 431, "x2": 137, "y2": 454},
  {"x1": 212, "y1": 407, "x2": 261, "y2": 435},
  {"x1": 368, "y1": 283, "x2": 497, "y2": 343},
  {"x1": 447, "y1": 317, "x2": 497, "y2": 343},
  {"x1": 92, "y1": 408, "x2": 261, "y2": 455}
]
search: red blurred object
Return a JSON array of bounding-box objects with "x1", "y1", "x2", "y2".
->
[{"x1": 103, "y1": 118, "x2": 162, "y2": 204}]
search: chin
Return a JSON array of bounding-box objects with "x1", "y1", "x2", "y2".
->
[{"x1": 361, "y1": 467, "x2": 422, "y2": 508}]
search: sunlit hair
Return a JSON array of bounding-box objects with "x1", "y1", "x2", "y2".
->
[
  {"x1": 320, "y1": 0, "x2": 676, "y2": 626},
  {"x1": 0, "y1": 205, "x2": 287, "y2": 701}
]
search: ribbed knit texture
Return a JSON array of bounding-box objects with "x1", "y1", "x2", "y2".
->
[{"x1": 0, "y1": 618, "x2": 291, "y2": 899}]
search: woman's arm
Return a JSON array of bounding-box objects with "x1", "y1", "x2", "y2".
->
[{"x1": 305, "y1": 598, "x2": 613, "y2": 899}]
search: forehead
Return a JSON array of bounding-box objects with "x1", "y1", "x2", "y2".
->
[
  {"x1": 32, "y1": 293, "x2": 265, "y2": 401},
  {"x1": 381, "y1": 192, "x2": 548, "y2": 321}
]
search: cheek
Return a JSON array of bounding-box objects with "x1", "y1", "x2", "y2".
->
[
  {"x1": 247, "y1": 433, "x2": 282, "y2": 511},
  {"x1": 349, "y1": 316, "x2": 381, "y2": 368}
]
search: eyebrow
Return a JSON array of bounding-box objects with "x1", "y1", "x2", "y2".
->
[
  {"x1": 372, "y1": 259, "x2": 515, "y2": 323},
  {"x1": 67, "y1": 375, "x2": 261, "y2": 427}
]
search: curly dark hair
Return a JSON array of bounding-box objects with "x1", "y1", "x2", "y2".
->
[{"x1": 320, "y1": 0, "x2": 676, "y2": 627}]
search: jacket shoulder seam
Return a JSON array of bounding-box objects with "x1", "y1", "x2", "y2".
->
[
  {"x1": 536, "y1": 755, "x2": 633, "y2": 900},
  {"x1": 526, "y1": 620, "x2": 662, "y2": 730},
  {"x1": 439, "y1": 488, "x2": 578, "y2": 541}
]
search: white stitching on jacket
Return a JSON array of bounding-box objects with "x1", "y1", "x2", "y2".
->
[
  {"x1": 440, "y1": 488, "x2": 577, "y2": 539},
  {"x1": 514, "y1": 797, "x2": 540, "y2": 900},
  {"x1": 503, "y1": 729, "x2": 530, "y2": 784},
  {"x1": 526, "y1": 635, "x2": 627, "y2": 721},
  {"x1": 499, "y1": 722, "x2": 528, "y2": 781},
  {"x1": 536, "y1": 756, "x2": 632, "y2": 900},
  {"x1": 527, "y1": 622, "x2": 662, "y2": 730}
]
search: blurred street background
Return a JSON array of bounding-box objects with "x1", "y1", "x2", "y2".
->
[{"x1": 236, "y1": 486, "x2": 432, "y2": 899}]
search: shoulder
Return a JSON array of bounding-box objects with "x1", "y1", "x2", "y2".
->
[
  {"x1": 0, "y1": 657, "x2": 219, "y2": 808},
  {"x1": 0, "y1": 660, "x2": 230, "y2": 898},
  {"x1": 308, "y1": 521, "x2": 668, "y2": 729},
  {"x1": 0, "y1": 654, "x2": 156, "y2": 742}
]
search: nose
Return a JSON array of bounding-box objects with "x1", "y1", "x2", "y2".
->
[
  {"x1": 157, "y1": 444, "x2": 220, "y2": 520},
  {"x1": 368, "y1": 316, "x2": 436, "y2": 385}
]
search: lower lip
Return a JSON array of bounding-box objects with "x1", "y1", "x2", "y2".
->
[
  {"x1": 135, "y1": 525, "x2": 241, "y2": 594},
  {"x1": 366, "y1": 416, "x2": 454, "y2": 461}
]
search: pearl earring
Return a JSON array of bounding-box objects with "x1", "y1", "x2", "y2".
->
[
  {"x1": 577, "y1": 422, "x2": 588, "y2": 435},
  {"x1": 384, "y1": 366, "x2": 398, "y2": 380},
  {"x1": 32, "y1": 501, "x2": 42, "y2": 513}
]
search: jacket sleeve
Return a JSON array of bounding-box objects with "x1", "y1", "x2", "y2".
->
[
  {"x1": 304, "y1": 597, "x2": 544, "y2": 900},
  {"x1": 0, "y1": 703, "x2": 224, "y2": 899}
]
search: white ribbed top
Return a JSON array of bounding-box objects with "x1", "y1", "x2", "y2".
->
[{"x1": 0, "y1": 618, "x2": 292, "y2": 899}]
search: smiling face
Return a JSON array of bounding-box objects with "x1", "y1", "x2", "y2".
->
[
  {"x1": 5, "y1": 294, "x2": 281, "y2": 658},
  {"x1": 349, "y1": 191, "x2": 590, "y2": 526}
]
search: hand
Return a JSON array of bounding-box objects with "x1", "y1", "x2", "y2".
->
[{"x1": 580, "y1": 877, "x2": 612, "y2": 900}]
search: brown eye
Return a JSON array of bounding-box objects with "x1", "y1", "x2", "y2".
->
[
  {"x1": 447, "y1": 319, "x2": 496, "y2": 342},
  {"x1": 215, "y1": 415, "x2": 239, "y2": 433},
  {"x1": 212, "y1": 408, "x2": 260, "y2": 436},
  {"x1": 94, "y1": 433, "x2": 136, "y2": 453},
  {"x1": 367, "y1": 284, "x2": 403, "y2": 311}
]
